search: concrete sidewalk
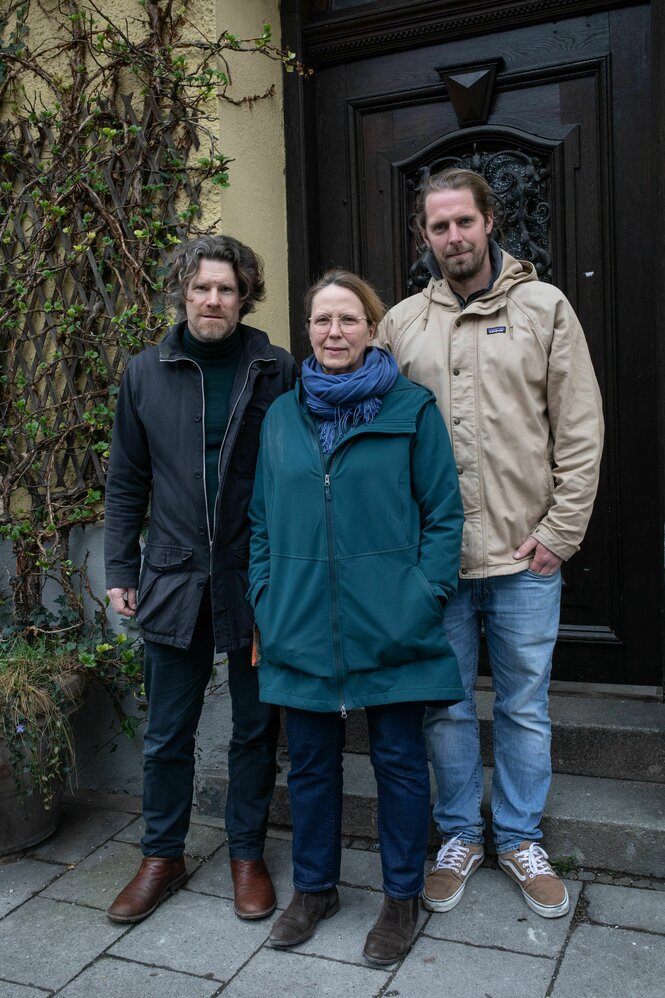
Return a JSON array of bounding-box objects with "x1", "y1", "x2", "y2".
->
[{"x1": 1, "y1": 792, "x2": 664, "y2": 997}]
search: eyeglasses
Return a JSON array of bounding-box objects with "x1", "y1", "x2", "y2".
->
[{"x1": 309, "y1": 313, "x2": 369, "y2": 333}]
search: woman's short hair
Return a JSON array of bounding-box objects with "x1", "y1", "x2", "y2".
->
[
  {"x1": 166, "y1": 234, "x2": 266, "y2": 320},
  {"x1": 304, "y1": 269, "x2": 386, "y2": 329}
]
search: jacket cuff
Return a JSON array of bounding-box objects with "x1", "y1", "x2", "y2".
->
[
  {"x1": 246, "y1": 579, "x2": 268, "y2": 608},
  {"x1": 530, "y1": 525, "x2": 577, "y2": 562}
]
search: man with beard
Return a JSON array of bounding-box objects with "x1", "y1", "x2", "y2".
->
[
  {"x1": 378, "y1": 169, "x2": 603, "y2": 920},
  {"x1": 104, "y1": 235, "x2": 297, "y2": 924}
]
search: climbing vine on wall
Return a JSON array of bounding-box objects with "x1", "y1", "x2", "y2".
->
[{"x1": 0, "y1": 0, "x2": 305, "y2": 625}]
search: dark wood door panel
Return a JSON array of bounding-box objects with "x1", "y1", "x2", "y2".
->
[{"x1": 300, "y1": 4, "x2": 656, "y2": 683}]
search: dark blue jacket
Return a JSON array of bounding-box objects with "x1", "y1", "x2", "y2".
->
[
  {"x1": 248, "y1": 375, "x2": 465, "y2": 712},
  {"x1": 104, "y1": 321, "x2": 297, "y2": 651}
]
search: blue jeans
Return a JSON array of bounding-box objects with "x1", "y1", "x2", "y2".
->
[
  {"x1": 141, "y1": 594, "x2": 279, "y2": 859},
  {"x1": 286, "y1": 703, "x2": 430, "y2": 899},
  {"x1": 424, "y1": 570, "x2": 561, "y2": 855}
]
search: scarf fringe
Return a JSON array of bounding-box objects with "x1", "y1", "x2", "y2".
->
[{"x1": 319, "y1": 397, "x2": 382, "y2": 453}]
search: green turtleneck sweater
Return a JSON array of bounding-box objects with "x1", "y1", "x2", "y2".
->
[{"x1": 182, "y1": 326, "x2": 242, "y2": 530}]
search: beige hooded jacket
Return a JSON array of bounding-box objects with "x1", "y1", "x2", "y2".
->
[{"x1": 377, "y1": 251, "x2": 604, "y2": 578}]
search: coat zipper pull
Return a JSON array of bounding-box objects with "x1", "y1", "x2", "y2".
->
[
  {"x1": 340, "y1": 704, "x2": 347, "y2": 718},
  {"x1": 324, "y1": 473, "x2": 331, "y2": 500}
]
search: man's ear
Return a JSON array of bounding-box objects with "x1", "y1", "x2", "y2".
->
[{"x1": 485, "y1": 209, "x2": 494, "y2": 236}]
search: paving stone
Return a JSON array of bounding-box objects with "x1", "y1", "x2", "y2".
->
[
  {"x1": 0, "y1": 897, "x2": 126, "y2": 990},
  {"x1": 113, "y1": 815, "x2": 227, "y2": 859},
  {"x1": 108, "y1": 891, "x2": 271, "y2": 981},
  {"x1": 57, "y1": 955, "x2": 218, "y2": 997},
  {"x1": 40, "y1": 839, "x2": 199, "y2": 910},
  {"x1": 221, "y1": 947, "x2": 389, "y2": 997},
  {"x1": 186, "y1": 836, "x2": 293, "y2": 906},
  {"x1": 26, "y1": 805, "x2": 134, "y2": 864},
  {"x1": 390, "y1": 934, "x2": 555, "y2": 997},
  {"x1": 552, "y1": 924, "x2": 665, "y2": 997},
  {"x1": 422, "y1": 867, "x2": 580, "y2": 958},
  {"x1": 337, "y1": 845, "x2": 386, "y2": 890},
  {"x1": 65, "y1": 790, "x2": 142, "y2": 814},
  {"x1": 293, "y1": 884, "x2": 426, "y2": 966},
  {"x1": 0, "y1": 983, "x2": 49, "y2": 996},
  {"x1": 111, "y1": 816, "x2": 144, "y2": 846},
  {"x1": 586, "y1": 883, "x2": 665, "y2": 934},
  {"x1": 577, "y1": 870, "x2": 595, "y2": 881},
  {"x1": 0, "y1": 857, "x2": 67, "y2": 917}
]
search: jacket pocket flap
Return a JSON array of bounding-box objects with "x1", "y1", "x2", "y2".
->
[{"x1": 143, "y1": 544, "x2": 193, "y2": 571}]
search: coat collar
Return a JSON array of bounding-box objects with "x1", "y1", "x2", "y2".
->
[{"x1": 158, "y1": 320, "x2": 277, "y2": 365}]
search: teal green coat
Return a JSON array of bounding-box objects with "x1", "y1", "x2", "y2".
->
[{"x1": 248, "y1": 374, "x2": 464, "y2": 713}]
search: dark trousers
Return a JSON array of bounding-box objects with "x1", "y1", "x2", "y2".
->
[
  {"x1": 141, "y1": 596, "x2": 279, "y2": 859},
  {"x1": 285, "y1": 702, "x2": 430, "y2": 899}
]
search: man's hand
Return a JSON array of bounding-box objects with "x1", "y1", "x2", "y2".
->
[
  {"x1": 513, "y1": 537, "x2": 563, "y2": 576},
  {"x1": 107, "y1": 587, "x2": 137, "y2": 617}
]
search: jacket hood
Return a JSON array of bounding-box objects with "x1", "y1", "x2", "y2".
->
[{"x1": 424, "y1": 247, "x2": 539, "y2": 313}]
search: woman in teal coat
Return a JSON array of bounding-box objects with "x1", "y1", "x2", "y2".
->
[{"x1": 248, "y1": 270, "x2": 463, "y2": 966}]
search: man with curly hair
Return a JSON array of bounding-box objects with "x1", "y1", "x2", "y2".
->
[{"x1": 104, "y1": 235, "x2": 296, "y2": 924}]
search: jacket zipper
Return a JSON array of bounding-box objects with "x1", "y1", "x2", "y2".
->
[
  {"x1": 162, "y1": 352, "x2": 271, "y2": 578},
  {"x1": 212, "y1": 358, "x2": 264, "y2": 546},
  {"x1": 323, "y1": 467, "x2": 346, "y2": 717},
  {"x1": 161, "y1": 356, "x2": 213, "y2": 549}
]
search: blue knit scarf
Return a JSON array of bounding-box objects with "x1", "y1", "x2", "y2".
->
[{"x1": 301, "y1": 347, "x2": 399, "y2": 453}]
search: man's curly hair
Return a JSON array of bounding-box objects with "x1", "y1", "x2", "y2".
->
[{"x1": 166, "y1": 234, "x2": 266, "y2": 320}]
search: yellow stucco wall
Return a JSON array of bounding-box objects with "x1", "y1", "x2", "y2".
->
[
  {"x1": 5, "y1": 1, "x2": 290, "y2": 347},
  {"x1": 215, "y1": 1, "x2": 291, "y2": 349},
  {"x1": 34, "y1": 0, "x2": 291, "y2": 348}
]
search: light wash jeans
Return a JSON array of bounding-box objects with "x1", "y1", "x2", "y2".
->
[{"x1": 424, "y1": 569, "x2": 562, "y2": 855}]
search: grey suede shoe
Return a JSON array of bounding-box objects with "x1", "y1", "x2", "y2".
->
[
  {"x1": 269, "y1": 887, "x2": 340, "y2": 948},
  {"x1": 363, "y1": 894, "x2": 419, "y2": 966}
]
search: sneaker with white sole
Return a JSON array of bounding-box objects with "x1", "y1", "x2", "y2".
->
[
  {"x1": 422, "y1": 835, "x2": 485, "y2": 912},
  {"x1": 498, "y1": 841, "x2": 570, "y2": 918}
]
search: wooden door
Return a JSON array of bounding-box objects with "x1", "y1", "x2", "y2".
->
[{"x1": 284, "y1": 2, "x2": 660, "y2": 685}]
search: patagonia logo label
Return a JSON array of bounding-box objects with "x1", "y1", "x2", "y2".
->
[{"x1": 486, "y1": 325, "x2": 506, "y2": 335}]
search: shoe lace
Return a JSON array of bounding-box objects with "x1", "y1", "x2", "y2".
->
[
  {"x1": 433, "y1": 834, "x2": 471, "y2": 872},
  {"x1": 515, "y1": 843, "x2": 555, "y2": 878}
]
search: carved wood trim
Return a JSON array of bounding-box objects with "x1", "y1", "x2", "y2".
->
[{"x1": 303, "y1": 0, "x2": 644, "y2": 64}]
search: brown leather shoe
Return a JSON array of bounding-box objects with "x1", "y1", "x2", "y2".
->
[
  {"x1": 106, "y1": 857, "x2": 187, "y2": 923},
  {"x1": 230, "y1": 858, "x2": 276, "y2": 920},
  {"x1": 269, "y1": 887, "x2": 340, "y2": 947},
  {"x1": 363, "y1": 895, "x2": 419, "y2": 966}
]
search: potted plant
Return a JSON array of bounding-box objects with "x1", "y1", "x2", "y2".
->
[{"x1": 0, "y1": 600, "x2": 144, "y2": 857}]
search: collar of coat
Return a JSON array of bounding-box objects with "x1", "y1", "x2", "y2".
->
[{"x1": 158, "y1": 320, "x2": 278, "y2": 366}]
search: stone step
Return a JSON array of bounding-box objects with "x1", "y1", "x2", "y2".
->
[
  {"x1": 194, "y1": 687, "x2": 665, "y2": 878},
  {"x1": 195, "y1": 751, "x2": 665, "y2": 878},
  {"x1": 277, "y1": 693, "x2": 665, "y2": 783}
]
